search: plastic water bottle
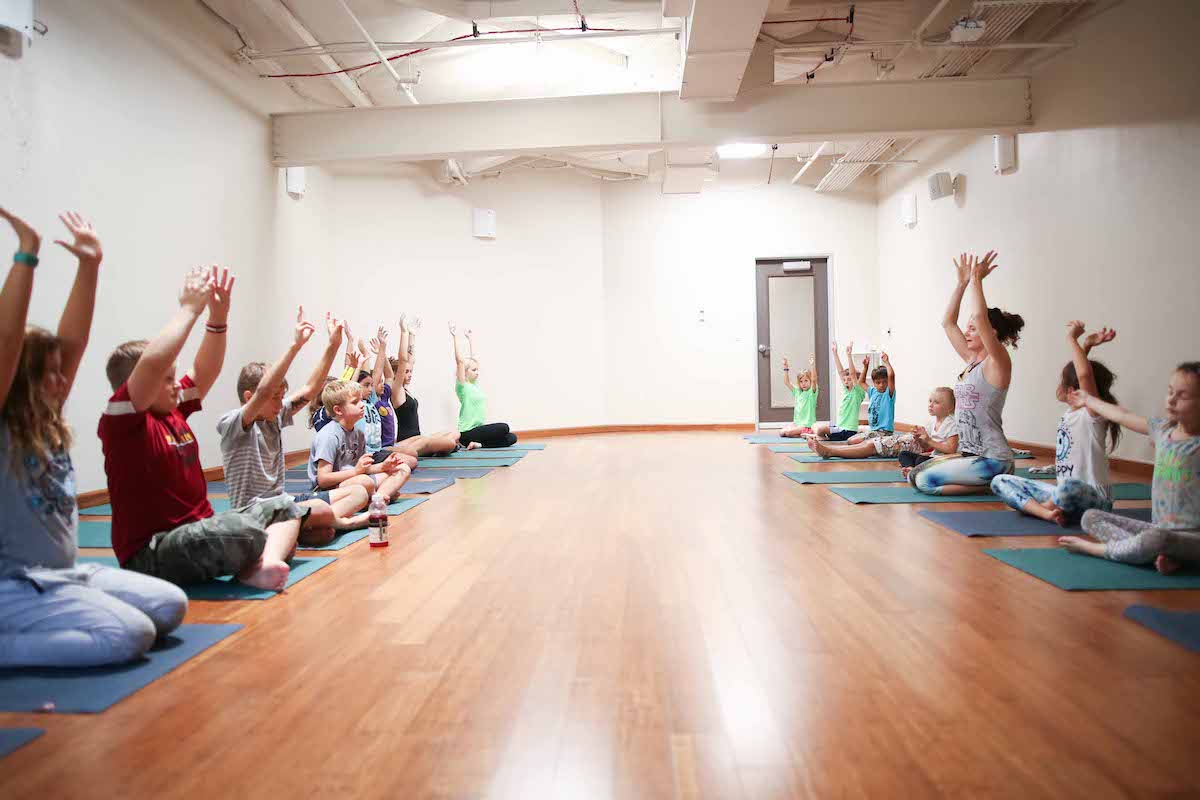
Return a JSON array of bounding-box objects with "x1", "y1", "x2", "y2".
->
[{"x1": 368, "y1": 493, "x2": 389, "y2": 548}]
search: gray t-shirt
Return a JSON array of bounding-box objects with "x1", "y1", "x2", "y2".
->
[
  {"x1": 0, "y1": 424, "x2": 78, "y2": 575},
  {"x1": 217, "y1": 398, "x2": 299, "y2": 508},
  {"x1": 307, "y1": 420, "x2": 366, "y2": 489},
  {"x1": 1150, "y1": 417, "x2": 1200, "y2": 530}
]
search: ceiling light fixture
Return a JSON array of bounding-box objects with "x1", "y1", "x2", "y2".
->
[{"x1": 716, "y1": 143, "x2": 769, "y2": 159}]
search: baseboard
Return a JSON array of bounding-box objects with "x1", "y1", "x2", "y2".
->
[
  {"x1": 895, "y1": 423, "x2": 1153, "y2": 479},
  {"x1": 515, "y1": 423, "x2": 755, "y2": 437}
]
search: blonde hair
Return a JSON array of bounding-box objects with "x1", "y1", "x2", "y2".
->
[
  {"x1": 934, "y1": 386, "x2": 956, "y2": 411},
  {"x1": 307, "y1": 376, "x2": 337, "y2": 428},
  {"x1": 3, "y1": 327, "x2": 73, "y2": 470},
  {"x1": 321, "y1": 379, "x2": 361, "y2": 417},
  {"x1": 106, "y1": 339, "x2": 148, "y2": 390}
]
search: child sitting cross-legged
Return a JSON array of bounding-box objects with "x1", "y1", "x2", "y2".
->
[
  {"x1": 218, "y1": 307, "x2": 370, "y2": 546},
  {"x1": 811, "y1": 386, "x2": 958, "y2": 465},
  {"x1": 99, "y1": 267, "x2": 303, "y2": 592},
  {"x1": 807, "y1": 341, "x2": 867, "y2": 443},
  {"x1": 307, "y1": 379, "x2": 413, "y2": 501},
  {"x1": 780, "y1": 354, "x2": 818, "y2": 438},
  {"x1": 809, "y1": 351, "x2": 897, "y2": 457}
]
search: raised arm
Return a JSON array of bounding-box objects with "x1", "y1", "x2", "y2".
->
[
  {"x1": 808, "y1": 353, "x2": 818, "y2": 390},
  {"x1": 127, "y1": 268, "x2": 212, "y2": 411},
  {"x1": 52, "y1": 213, "x2": 103, "y2": 397},
  {"x1": 465, "y1": 328, "x2": 475, "y2": 360},
  {"x1": 966, "y1": 252, "x2": 1012, "y2": 387},
  {"x1": 844, "y1": 341, "x2": 861, "y2": 385},
  {"x1": 242, "y1": 308, "x2": 314, "y2": 427},
  {"x1": 857, "y1": 356, "x2": 870, "y2": 391},
  {"x1": 781, "y1": 357, "x2": 794, "y2": 391},
  {"x1": 390, "y1": 316, "x2": 410, "y2": 400},
  {"x1": 0, "y1": 208, "x2": 41, "y2": 409},
  {"x1": 1067, "y1": 389, "x2": 1150, "y2": 436},
  {"x1": 1066, "y1": 320, "x2": 1107, "y2": 411},
  {"x1": 370, "y1": 327, "x2": 389, "y2": 390},
  {"x1": 291, "y1": 313, "x2": 343, "y2": 408},
  {"x1": 881, "y1": 351, "x2": 895, "y2": 395},
  {"x1": 450, "y1": 322, "x2": 466, "y2": 383},
  {"x1": 942, "y1": 254, "x2": 973, "y2": 362},
  {"x1": 831, "y1": 339, "x2": 845, "y2": 378},
  {"x1": 187, "y1": 266, "x2": 235, "y2": 400}
]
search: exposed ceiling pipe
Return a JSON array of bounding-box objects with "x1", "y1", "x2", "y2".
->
[
  {"x1": 332, "y1": 0, "x2": 419, "y2": 103},
  {"x1": 777, "y1": 39, "x2": 1073, "y2": 53},
  {"x1": 789, "y1": 140, "x2": 829, "y2": 184},
  {"x1": 248, "y1": 26, "x2": 682, "y2": 60},
  {"x1": 886, "y1": 0, "x2": 953, "y2": 69}
]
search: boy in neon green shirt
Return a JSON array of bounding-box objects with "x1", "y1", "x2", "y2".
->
[{"x1": 808, "y1": 340, "x2": 867, "y2": 443}]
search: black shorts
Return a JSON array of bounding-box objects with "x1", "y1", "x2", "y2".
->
[
  {"x1": 371, "y1": 450, "x2": 392, "y2": 464},
  {"x1": 827, "y1": 429, "x2": 858, "y2": 442}
]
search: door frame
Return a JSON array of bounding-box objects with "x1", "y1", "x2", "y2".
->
[{"x1": 754, "y1": 255, "x2": 835, "y2": 428}]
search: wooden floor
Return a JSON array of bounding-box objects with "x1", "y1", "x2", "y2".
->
[{"x1": 3, "y1": 432, "x2": 1199, "y2": 799}]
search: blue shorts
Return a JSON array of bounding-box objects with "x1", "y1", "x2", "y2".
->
[{"x1": 290, "y1": 490, "x2": 332, "y2": 504}]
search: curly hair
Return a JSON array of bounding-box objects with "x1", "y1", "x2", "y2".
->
[
  {"x1": 987, "y1": 307, "x2": 1025, "y2": 348},
  {"x1": 3, "y1": 327, "x2": 73, "y2": 472}
]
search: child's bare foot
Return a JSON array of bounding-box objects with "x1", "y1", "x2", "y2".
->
[
  {"x1": 900, "y1": 467, "x2": 913, "y2": 480},
  {"x1": 1037, "y1": 500, "x2": 1067, "y2": 527},
  {"x1": 810, "y1": 440, "x2": 835, "y2": 459},
  {"x1": 1155, "y1": 555, "x2": 1182, "y2": 575},
  {"x1": 1057, "y1": 536, "x2": 1104, "y2": 557},
  {"x1": 238, "y1": 559, "x2": 290, "y2": 592},
  {"x1": 466, "y1": 441, "x2": 482, "y2": 450}
]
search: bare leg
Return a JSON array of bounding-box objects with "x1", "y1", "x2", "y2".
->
[
  {"x1": 329, "y1": 485, "x2": 370, "y2": 529},
  {"x1": 810, "y1": 440, "x2": 879, "y2": 460},
  {"x1": 1024, "y1": 499, "x2": 1066, "y2": 527},
  {"x1": 296, "y1": 500, "x2": 337, "y2": 547},
  {"x1": 237, "y1": 519, "x2": 299, "y2": 591},
  {"x1": 375, "y1": 465, "x2": 413, "y2": 501},
  {"x1": 1058, "y1": 536, "x2": 1106, "y2": 557}
]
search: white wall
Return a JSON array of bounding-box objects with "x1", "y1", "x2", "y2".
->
[
  {"x1": 875, "y1": 0, "x2": 1200, "y2": 463},
  {"x1": 602, "y1": 160, "x2": 879, "y2": 424},
  {"x1": 1, "y1": 0, "x2": 277, "y2": 492}
]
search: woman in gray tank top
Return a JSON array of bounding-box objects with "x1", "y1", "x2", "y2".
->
[{"x1": 910, "y1": 251, "x2": 1025, "y2": 495}]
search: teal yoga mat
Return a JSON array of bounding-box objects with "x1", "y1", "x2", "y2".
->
[
  {"x1": 417, "y1": 456, "x2": 520, "y2": 468},
  {"x1": 436, "y1": 449, "x2": 526, "y2": 460},
  {"x1": 1123, "y1": 606, "x2": 1200, "y2": 652},
  {"x1": 0, "y1": 728, "x2": 43, "y2": 758},
  {"x1": 984, "y1": 548, "x2": 1200, "y2": 591},
  {"x1": 829, "y1": 482, "x2": 1151, "y2": 505},
  {"x1": 298, "y1": 496, "x2": 429, "y2": 551},
  {"x1": 81, "y1": 497, "x2": 233, "y2": 517},
  {"x1": 0, "y1": 624, "x2": 241, "y2": 713},
  {"x1": 790, "y1": 454, "x2": 896, "y2": 463},
  {"x1": 498, "y1": 443, "x2": 546, "y2": 450},
  {"x1": 78, "y1": 556, "x2": 335, "y2": 600},
  {"x1": 785, "y1": 468, "x2": 1047, "y2": 485},
  {"x1": 743, "y1": 434, "x2": 800, "y2": 444},
  {"x1": 768, "y1": 444, "x2": 813, "y2": 453}
]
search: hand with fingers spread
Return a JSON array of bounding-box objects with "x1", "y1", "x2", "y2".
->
[
  {"x1": 411, "y1": 317, "x2": 422, "y2": 332},
  {"x1": 207, "y1": 266, "x2": 235, "y2": 323},
  {"x1": 0, "y1": 206, "x2": 41, "y2": 256},
  {"x1": 377, "y1": 325, "x2": 388, "y2": 346},
  {"x1": 953, "y1": 252, "x2": 972, "y2": 286},
  {"x1": 326, "y1": 313, "x2": 345, "y2": 346},
  {"x1": 830, "y1": 340, "x2": 838, "y2": 355},
  {"x1": 54, "y1": 212, "x2": 102, "y2": 267},
  {"x1": 880, "y1": 352, "x2": 891, "y2": 366},
  {"x1": 970, "y1": 250, "x2": 999, "y2": 282},
  {"x1": 1083, "y1": 326, "x2": 1116, "y2": 351},
  {"x1": 179, "y1": 267, "x2": 214, "y2": 315},
  {"x1": 368, "y1": 337, "x2": 380, "y2": 356}
]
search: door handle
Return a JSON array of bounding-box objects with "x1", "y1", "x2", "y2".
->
[{"x1": 758, "y1": 344, "x2": 770, "y2": 356}]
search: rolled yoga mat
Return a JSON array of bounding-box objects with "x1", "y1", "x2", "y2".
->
[
  {"x1": 828, "y1": 482, "x2": 1152, "y2": 505},
  {"x1": 78, "y1": 556, "x2": 336, "y2": 601},
  {"x1": 416, "y1": 456, "x2": 520, "y2": 468},
  {"x1": 1123, "y1": 605, "x2": 1200, "y2": 652},
  {"x1": 917, "y1": 507, "x2": 1153, "y2": 537},
  {"x1": 0, "y1": 624, "x2": 242, "y2": 713},
  {"x1": 81, "y1": 497, "x2": 233, "y2": 518},
  {"x1": 785, "y1": 468, "x2": 1046, "y2": 485},
  {"x1": 0, "y1": 728, "x2": 44, "y2": 759},
  {"x1": 983, "y1": 548, "x2": 1200, "y2": 591}
]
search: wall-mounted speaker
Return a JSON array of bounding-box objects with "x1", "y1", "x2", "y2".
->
[
  {"x1": 285, "y1": 167, "x2": 306, "y2": 199},
  {"x1": 928, "y1": 171, "x2": 957, "y2": 201}
]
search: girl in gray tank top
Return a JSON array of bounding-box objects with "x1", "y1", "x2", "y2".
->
[{"x1": 909, "y1": 251, "x2": 1024, "y2": 496}]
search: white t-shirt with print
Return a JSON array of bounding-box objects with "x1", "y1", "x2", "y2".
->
[{"x1": 1056, "y1": 407, "x2": 1111, "y2": 496}]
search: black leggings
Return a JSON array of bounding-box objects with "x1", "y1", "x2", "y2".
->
[
  {"x1": 460, "y1": 422, "x2": 517, "y2": 449},
  {"x1": 898, "y1": 451, "x2": 933, "y2": 469}
]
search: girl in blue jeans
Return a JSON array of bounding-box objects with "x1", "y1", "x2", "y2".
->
[
  {"x1": 990, "y1": 320, "x2": 1121, "y2": 526},
  {"x1": 0, "y1": 208, "x2": 186, "y2": 668},
  {"x1": 909, "y1": 251, "x2": 1024, "y2": 495}
]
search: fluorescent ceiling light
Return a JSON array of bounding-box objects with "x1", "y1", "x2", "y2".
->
[{"x1": 717, "y1": 143, "x2": 768, "y2": 159}]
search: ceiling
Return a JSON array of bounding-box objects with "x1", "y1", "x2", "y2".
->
[{"x1": 140, "y1": 0, "x2": 1110, "y2": 192}]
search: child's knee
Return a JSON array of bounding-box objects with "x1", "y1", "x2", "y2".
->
[
  {"x1": 99, "y1": 610, "x2": 157, "y2": 664},
  {"x1": 298, "y1": 526, "x2": 336, "y2": 547},
  {"x1": 146, "y1": 584, "x2": 188, "y2": 635},
  {"x1": 301, "y1": 500, "x2": 336, "y2": 531},
  {"x1": 342, "y1": 474, "x2": 375, "y2": 493},
  {"x1": 398, "y1": 453, "x2": 418, "y2": 470}
]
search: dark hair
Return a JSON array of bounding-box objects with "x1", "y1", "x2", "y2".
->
[
  {"x1": 356, "y1": 370, "x2": 370, "y2": 382},
  {"x1": 1061, "y1": 359, "x2": 1122, "y2": 451},
  {"x1": 1177, "y1": 361, "x2": 1200, "y2": 379},
  {"x1": 870, "y1": 366, "x2": 888, "y2": 381},
  {"x1": 987, "y1": 307, "x2": 1025, "y2": 348}
]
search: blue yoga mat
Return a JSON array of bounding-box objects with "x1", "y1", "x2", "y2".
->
[
  {"x1": 206, "y1": 481, "x2": 229, "y2": 494},
  {"x1": 784, "y1": 468, "x2": 1046, "y2": 486},
  {"x1": 918, "y1": 507, "x2": 1153, "y2": 537},
  {"x1": 790, "y1": 454, "x2": 897, "y2": 463},
  {"x1": 502, "y1": 443, "x2": 546, "y2": 450},
  {"x1": 398, "y1": 476, "x2": 455, "y2": 494},
  {"x1": 295, "y1": 499, "x2": 424, "y2": 550},
  {"x1": 432, "y1": 450, "x2": 526, "y2": 460},
  {"x1": 417, "y1": 456, "x2": 520, "y2": 468},
  {"x1": 829, "y1": 482, "x2": 1151, "y2": 505},
  {"x1": 78, "y1": 556, "x2": 335, "y2": 601},
  {"x1": 0, "y1": 623, "x2": 242, "y2": 713},
  {"x1": 984, "y1": 548, "x2": 1200, "y2": 591},
  {"x1": 1124, "y1": 606, "x2": 1200, "y2": 652},
  {"x1": 81, "y1": 497, "x2": 233, "y2": 518},
  {"x1": 743, "y1": 434, "x2": 801, "y2": 444},
  {"x1": 386, "y1": 497, "x2": 427, "y2": 515},
  {"x1": 0, "y1": 728, "x2": 44, "y2": 758},
  {"x1": 768, "y1": 444, "x2": 813, "y2": 453}
]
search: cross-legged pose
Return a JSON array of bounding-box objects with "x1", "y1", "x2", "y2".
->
[
  {"x1": 780, "y1": 354, "x2": 818, "y2": 437},
  {"x1": 908, "y1": 251, "x2": 1025, "y2": 495},
  {"x1": 0, "y1": 208, "x2": 187, "y2": 667},
  {"x1": 810, "y1": 352, "x2": 897, "y2": 458},
  {"x1": 450, "y1": 323, "x2": 517, "y2": 448},
  {"x1": 808, "y1": 340, "x2": 867, "y2": 442},
  {"x1": 1058, "y1": 363, "x2": 1200, "y2": 574},
  {"x1": 219, "y1": 308, "x2": 370, "y2": 545},
  {"x1": 388, "y1": 314, "x2": 464, "y2": 458},
  {"x1": 991, "y1": 320, "x2": 1121, "y2": 526},
  {"x1": 307, "y1": 379, "x2": 413, "y2": 501}
]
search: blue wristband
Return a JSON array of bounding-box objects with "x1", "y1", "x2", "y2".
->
[{"x1": 13, "y1": 251, "x2": 38, "y2": 268}]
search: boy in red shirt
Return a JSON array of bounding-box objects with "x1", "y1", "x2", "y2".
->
[{"x1": 98, "y1": 267, "x2": 304, "y2": 592}]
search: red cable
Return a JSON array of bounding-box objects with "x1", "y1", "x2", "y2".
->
[
  {"x1": 763, "y1": 16, "x2": 851, "y2": 25},
  {"x1": 266, "y1": 26, "x2": 628, "y2": 79},
  {"x1": 800, "y1": 20, "x2": 855, "y2": 83}
]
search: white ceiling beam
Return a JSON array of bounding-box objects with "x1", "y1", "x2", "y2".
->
[
  {"x1": 662, "y1": 0, "x2": 691, "y2": 18},
  {"x1": 248, "y1": 0, "x2": 374, "y2": 107},
  {"x1": 462, "y1": 0, "x2": 660, "y2": 16},
  {"x1": 392, "y1": 0, "x2": 472, "y2": 19},
  {"x1": 271, "y1": 75, "x2": 1032, "y2": 166},
  {"x1": 680, "y1": 0, "x2": 772, "y2": 100}
]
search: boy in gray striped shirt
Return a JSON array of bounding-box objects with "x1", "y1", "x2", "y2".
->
[{"x1": 217, "y1": 309, "x2": 369, "y2": 546}]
